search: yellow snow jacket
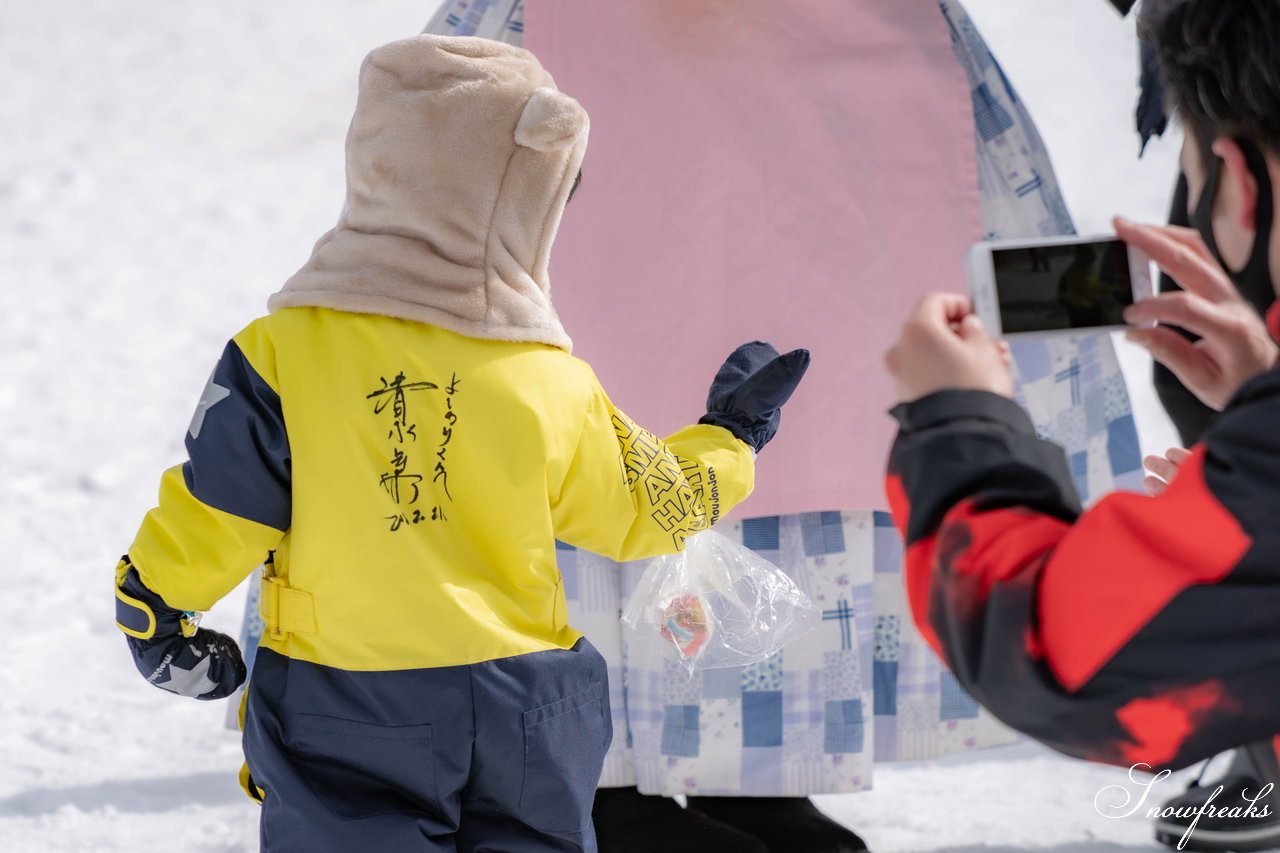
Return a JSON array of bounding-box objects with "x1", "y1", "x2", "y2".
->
[
  {"x1": 127, "y1": 306, "x2": 754, "y2": 671},
  {"x1": 122, "y1": 36, "x2": 755, "y2": 673}
]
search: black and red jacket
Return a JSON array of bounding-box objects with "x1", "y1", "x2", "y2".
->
[{"x1": 886, "y1": 372, "x2": 1280, "y2": 771}]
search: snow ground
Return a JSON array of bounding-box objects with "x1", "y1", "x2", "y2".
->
[{"x1": 1, "y1": 0, "x2": 1197, "y2": 850}]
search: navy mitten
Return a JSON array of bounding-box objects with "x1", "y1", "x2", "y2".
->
[
  {"x1": 115, "y1": 560, "x2": 246, "y2": 700},
  {"x1": 699, "y1": 342, "x2": 811, "y2": 453}
]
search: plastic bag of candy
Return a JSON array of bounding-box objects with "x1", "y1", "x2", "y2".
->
[{"x1": 621, "y1": 529, "x2": 819, "y2": 674}]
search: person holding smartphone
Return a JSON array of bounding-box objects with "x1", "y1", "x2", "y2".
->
[
  {"x1": 885, "y1": 0, "x2": 1280, "y2": 848},
  {"x1": 1120, "y1": 0, "x2": 1280, "y2": 844}
]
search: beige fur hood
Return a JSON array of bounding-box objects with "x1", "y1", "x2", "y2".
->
[{"x1": 268, "y1": 35, "x2": 588, "y2": 351}]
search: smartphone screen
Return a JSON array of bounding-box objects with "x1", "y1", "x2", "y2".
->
[{"x1": 992, "y1": 238, "x2": 1134, "y2": 334}]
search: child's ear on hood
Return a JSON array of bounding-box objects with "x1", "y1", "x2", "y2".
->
[{"x1": 514, "y1": 86, "x2": 588, "y2": 153}]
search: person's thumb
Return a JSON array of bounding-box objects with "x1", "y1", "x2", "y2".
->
[{"x1": 958, "y1": 313, "x2": 990, "y2": 342}]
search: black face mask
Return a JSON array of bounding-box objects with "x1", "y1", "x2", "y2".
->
[{"x1": 1189, "y1": 136, "x2": 1277, "y2": 316}]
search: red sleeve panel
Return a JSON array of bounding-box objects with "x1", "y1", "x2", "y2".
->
[
  {"x1": 887, "y1": 380, "x2": 1280, "y2": 771},
  {"x1": 1039, "y1": 448, "x2": 1250, "y2": 693}
]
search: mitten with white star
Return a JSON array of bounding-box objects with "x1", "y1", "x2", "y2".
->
[{"x1": 114, "y1": 559, "x2": 245, "y2": 700}]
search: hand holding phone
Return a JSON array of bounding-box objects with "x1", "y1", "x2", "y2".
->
[
  {"x1": 885, "y1": 292, "x2": 1013, "y2": 403},
  {"x1": 967, "y1": 233, "x2": 1155, "y2": 339},
  {"x1": 1116, "y1": 217, "x2": 1279, "y2": 410}
]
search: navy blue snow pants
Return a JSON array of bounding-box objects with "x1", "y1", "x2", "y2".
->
[{"x1": 242, "y1": 639, "x2": 611, "y2": 852}]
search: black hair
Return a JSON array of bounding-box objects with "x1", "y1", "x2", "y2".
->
[{"x1": 1141, "y1": 0, "x2": 1280, "y2": 170}]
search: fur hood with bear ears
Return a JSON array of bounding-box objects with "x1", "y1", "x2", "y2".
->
[{"x1": 269, "y1": 34, "x2": 588, "y2": 351}]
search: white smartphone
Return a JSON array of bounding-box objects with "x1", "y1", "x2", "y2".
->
[{"x1": 967, "y1": 234, "x2": 1155, "y2": 339}]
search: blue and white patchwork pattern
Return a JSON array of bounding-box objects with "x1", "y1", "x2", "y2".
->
[
  {"x1": 566, "y1": 512, "x2": 1019, "y2": 796},
  {"x1": 943, "y1": 0, "x2": 1143, "y2": 504},
  {"x1": 423, "y1": 0, "x2": 525, "y2": 44},
  {"x1": 1011, "y1": 337, "x2": 1145, "y2": 502}
]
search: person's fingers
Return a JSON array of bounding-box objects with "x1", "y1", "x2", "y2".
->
[
  {"x1": 995, "y1": 339, "x2": 1012, "y2": 367},
  {"x1": 1141, "y1": 443, "x2": 1191, "y2": 497},
  {"x1": 1125, "y1": 326, "x2": 1223, "y2": 400},
  {"x1": 1125, "y1": 325, "x2": 1203, "y2": 367},
  {"x1": 1123, "y1": 290, "x2": 1241, "y2": 341},
  {"x1": 957, "y1": 312, "x2": 991, "y2": 342},
  {"x1": 911, "y1": 292, "x2": 974, "y2": 326},
  {"x1": 899, "y1": 294, "x2": 973, "y2": 352},
  {"x1": 1114, "y1": 217, "x2": 1237, "y2": 304},
  {"x1": 1143, "y1": 453, "x2": 1181, "y2": 484},
  {"x1": 884, "y1": 342, "x2": 901, "y2": 376},
  {"x1": 1161, "y1": 225, "x2": 1217, "y2": 262}
]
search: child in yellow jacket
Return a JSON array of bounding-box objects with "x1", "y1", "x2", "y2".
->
[{"x1": 114, "y1": 35, "x2": 807, "y2": 853}]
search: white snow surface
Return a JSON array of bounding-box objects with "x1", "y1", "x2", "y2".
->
[{"x1": 1, "y1": 0, "x2": 1198, "y2": 850}]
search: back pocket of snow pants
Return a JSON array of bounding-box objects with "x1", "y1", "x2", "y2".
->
[
  {"x1": 519, "y1": 678, "x2": 611, "y2": 834},
  {"x1": 290, "y1": 713, "x2": 438, "y2": 821}
]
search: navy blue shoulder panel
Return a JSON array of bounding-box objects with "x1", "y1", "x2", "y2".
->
[{"x1": 183, "y1": 339, "x2": 291, "y2": 531}]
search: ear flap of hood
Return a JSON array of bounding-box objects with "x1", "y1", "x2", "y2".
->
[
  {"x1": 517, "y1": 87, "x2": 589, "y2": 152},
  {"x1": 268, "y1": 35, "x2": 588, "y2": 351}
]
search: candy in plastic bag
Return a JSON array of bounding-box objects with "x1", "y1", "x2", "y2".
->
[{"x1": 621, "y1": 529, "x2": 820, "y2": 673}]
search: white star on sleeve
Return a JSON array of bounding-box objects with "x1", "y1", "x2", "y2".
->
[{"x1": 189, "y1": 369, "x2": 231, "y2": 440}]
